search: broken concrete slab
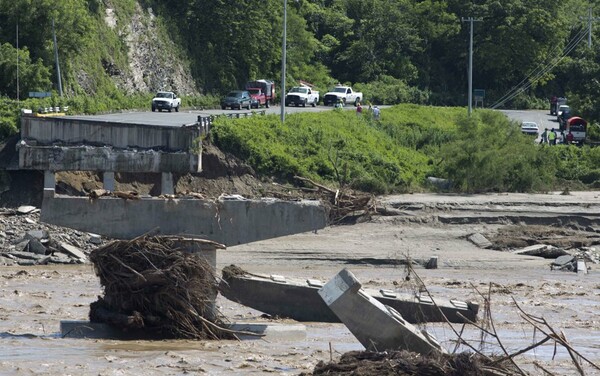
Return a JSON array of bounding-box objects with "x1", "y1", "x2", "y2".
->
[
  {"x1": 17, "y1": 205, "x2": 38, "y2": 214},
  {"x1": 318, "y1": 268, "x2": 446, "y2": 355},
  {"x1": 25, "y1": 238, "x2": 47, "y2": 255},
  {"x1": 425, "y1": 256, "x2": 438, "y2": 269},
  {"x1": 60, "y1": 320, "x2": 306, "y2": 341},
  {"x1": 219, "y1": 267, "x2": 478, "y2": 324},
  {"x1": 88, "y1": 233, "x2": 102, "y2": 244},
  {"x1": 42, "y1": 196, "x2": 327, "y2": 246},
  {"x1": 512, "y1": 244, "x2": 568, "y2": 259},
  {"x1": 228, "y1": 322, "x2": 306, "y2": 341},
  {"x1": 8, "y1": 250, "x2": 48, "y2": 261},
  {"x1": 58, "y1": 242, "x2": 87, "y2": 263},
  {"x1": 577, "y1": 259, "x2": 588, "y2": 274},
  {"x1": 467, "y1": 233, "x2": 492, "y2": 248},
  {"x1": 25, "y1": 230, "x2": 49, "y2": 241},
  {"x1": 551, "y1": 255, "x2": 576, "y2": 272}
]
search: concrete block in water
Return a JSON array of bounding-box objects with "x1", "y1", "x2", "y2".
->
[{"x1": 318, "y1": 268, "x2": 445, "y2": 355}]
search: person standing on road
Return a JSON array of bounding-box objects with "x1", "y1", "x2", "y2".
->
[
  {"x1": 541, "y1": 128, "x2": 548, "y2": 144},
  {"x1": 356, "y1": 102, "x2": 362, "y2": 116},
  {"x1": 548, "y1": 128, "x2": 557, "y2": 145}
]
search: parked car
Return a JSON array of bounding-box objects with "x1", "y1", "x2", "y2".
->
[
  {"x1": 221, "y1": 90, "x2": 252, "y2": 110},
  {"x1": 151, "y1": 91, "x2": 181, "y2": 112},
  {"x1": 285, "y1": 86, "x2": 320, "y2": 107},
  {"x1": 521, "y1": 121, "x2": 539, "y2": 136},
  {"x1": 550, "y1": 96, "x2": 567, "y2": 116},
  {"x1": 247, "y1": 88, "x2": 267, "y2": 108},
  {"x1": 323, "y1": 86, "x2": 363, "y2": 106},
  {"x1": 565, "y1": 117, "x2": 587, "y2": 145},
  {"x1": 245, "y1": 80, "x2": 275, "y2": 107},
  {"x1": 557, "y1": 106, "x2": 572, "y2": 130}
]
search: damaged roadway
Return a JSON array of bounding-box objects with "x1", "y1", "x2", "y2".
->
[{"x1": 1, "y1": 191, "x2": 600, "y2": 375}]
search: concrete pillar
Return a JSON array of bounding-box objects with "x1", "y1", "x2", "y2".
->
[
  {"x1": 174, "y1": 239, "x2": 223, "y2": 319},
  {"x1": 44, "y1": 171, "x2": 56, "y2": 191},
  {"x1": 103, "y1": 172, "x2": 115, "y2": 191},
  {"x1": 161, "y1": 172, "x2": 174, "y2": 195}
]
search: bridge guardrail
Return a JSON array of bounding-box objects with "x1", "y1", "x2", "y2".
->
[{"x1": 196, "y1": 110, "x2": 267, "y2": 134}]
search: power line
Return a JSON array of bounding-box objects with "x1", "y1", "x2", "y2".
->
[
  {"x1": 490, "y1": 26, "x2": 587, "y2": 108},
  {"x1": 489, "y1": 26, "x2": 588, "y2": 109}
]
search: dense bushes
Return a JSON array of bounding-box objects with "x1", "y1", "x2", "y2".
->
[
  {"x1": 212, "y1": 105, "x2": 600, "y2": 194},
  {"x1": 211, "y1": 109, "x2": 432, "y2": 193},
  {"x1": 354, "y1": 76, "x2": 430, "y2": 106}
]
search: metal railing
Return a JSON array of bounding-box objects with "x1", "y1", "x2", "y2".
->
[{"x1": 196, "y1": 110, "x2": 267, "y2": 134}]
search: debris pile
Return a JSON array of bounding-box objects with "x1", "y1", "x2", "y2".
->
[
  {"x1": 89, "y1": 189, "x2": 205, "y2": 200},
  {"x1": 89, "y1": 235, "x2": 231, "y2": 340},
  {"x1": 302, "y1": 350, "x2": 516, "y2": 376},
  {"x1": 293, "y1": 176, "x2": 374, "y2": 224},
  {"x1": 0, "y1": 206, "x2": 104, "y2": 266}
]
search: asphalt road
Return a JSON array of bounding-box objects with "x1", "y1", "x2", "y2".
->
[
  {"x1": 65, "y1": 106, "x2": 556, "y2": 137},
  {"x1": 500, "y1": 109, "x2": 562, "y2": 140},
  {"x1": 64, "y1": 103, "x2": 360, "y2": 127}
]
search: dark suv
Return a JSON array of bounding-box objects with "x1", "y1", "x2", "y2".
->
[
  {"x1": 221, "y1": 90, "x2": 252, "y2": 110},
  {"x1": 558, "y1": 108, "x2": 572, "y2": 130}
]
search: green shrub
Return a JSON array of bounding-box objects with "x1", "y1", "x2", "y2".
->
[
  {"x1": 211, "y1": 109, "x2": 433, "y2": 192},
  {"x1": 434, "y1": 110, "x2": 556, "y2": 192},
  {"x1": 354, "y1": 76, "x2": 430, "y2": 105}
]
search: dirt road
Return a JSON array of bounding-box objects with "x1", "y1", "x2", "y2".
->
[{"x1": 1, "y1": 192, "x2": 599, "y2": 375}]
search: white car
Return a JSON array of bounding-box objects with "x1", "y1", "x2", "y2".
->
[
  {"x1": 521, "y1": 121, "x2": 539, "y2": 136},
  {"x1": 152, "y1": 91, "x2": 181, "y2": 112}
]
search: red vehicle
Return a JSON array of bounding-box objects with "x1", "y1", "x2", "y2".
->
[
  {"x1": 565, "y1": 117, "x2": 587, "y2": 145},
  {"x1": 550, "y1": 96, "x2": 567, "y2": 116},
  {"x1": 247, "y1": 88, "x2": 267, "y2": 109},
  {"x1": 245, "y1": 80, "x2": 275, "y2": 108}
]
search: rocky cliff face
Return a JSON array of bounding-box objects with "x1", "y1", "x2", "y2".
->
[{"x1": 103, "y1": 3, "x2": 199, "y2": 96}]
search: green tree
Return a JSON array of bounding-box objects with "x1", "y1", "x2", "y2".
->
[
  {"x1": 0, "y1": 43, "x2": 51, "y2": 99},
  {"x1": 435, "y1": 111, "x2": 555, "y2": 192}
]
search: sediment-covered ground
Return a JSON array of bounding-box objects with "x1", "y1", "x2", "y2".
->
[{"x1": 1, "y1": 191, "x2": 599, "y2": 375}]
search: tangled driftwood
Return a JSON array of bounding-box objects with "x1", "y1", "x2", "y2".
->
[
  {"x1": 89, "y1": 235, "x2": 231, "y2": 340},
  {"x1": 303, "y1": 350, "x2": 517, "y2": 376},
  {"x1": 293, "y1": 176, "x2": 374, "y2": 224}
]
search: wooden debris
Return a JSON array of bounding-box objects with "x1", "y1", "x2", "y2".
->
[
  {"x1": 89, "y1": 235, "x2": 232, "y2": 340},
  {"x1": 294, "y1": 175, "x2": 374, "y2": 224},
  {"x1": 112, "y1": 190, "x2": 139, "y2": 200},
  {"x1": 88, "y1": 189, "x2": 110, "y2": 199}
]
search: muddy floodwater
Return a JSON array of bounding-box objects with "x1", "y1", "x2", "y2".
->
[{"x1": 1, "y1": 192, "x2": 600, "y2": 375}]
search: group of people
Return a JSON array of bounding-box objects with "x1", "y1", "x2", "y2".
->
[
  {"x1": 355, "y1": 102, "x2": 380, "y2": 120},
  {"x1": 540, "y1": 128, "x2": 574, "y2": 145}
]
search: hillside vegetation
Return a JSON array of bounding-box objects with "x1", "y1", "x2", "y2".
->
[
  {"x1": 2, "y1": 1, "x2": 600, "y2": 194},
  {"x1": 212, "y1": 106, "x2": 600, "y2": 193},
  {"x1": 1, "y1": 1, "x2": 600, "y2": 120}
]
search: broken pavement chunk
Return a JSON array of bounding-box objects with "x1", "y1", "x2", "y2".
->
[
  {"x1": 17, "y1": 205, "x2": 38, "y2": 214},
  {"x1": 551, "y1": 255, "x2": 576, "y2": 272},
  {"x1": 59, "y1": 242, "x2": 88, "y2": 263},
  {"x1": 467, "y1": 233, "x2": 492, "y2": 248},
  {"x1": 318, "y1": 268, "x2": 446, "y2": 355},
  {"x1": 512, "y1": 244, "x2": 568, "y2": 259}
]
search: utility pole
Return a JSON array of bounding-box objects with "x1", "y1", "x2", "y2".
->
[
  {"x1": 16, "y1": 22, "x2": 19, "y2": 103},
  {"x1": 52, "y1": 18, "x2": 63, "y2": 97},
  {"x1": 581, "y1": 7, "x2": 600, "y2": 48},
  {"x1": 462, "y1": 17, "x2": 481, "y2": 116},
  {"x1": 280, "y1": 0, "x2": 287, "y2": 122}
]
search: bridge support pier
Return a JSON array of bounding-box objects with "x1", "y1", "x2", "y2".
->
[
  {"x1": 103, "y1": 172, "x2": 115, "y2": 191},
  {"x1": 44, "y1": 171, "x2": 55, "y2": 196},
  {"x1": 161, "y1": 172, "x2": 174, "y2": 195}
]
